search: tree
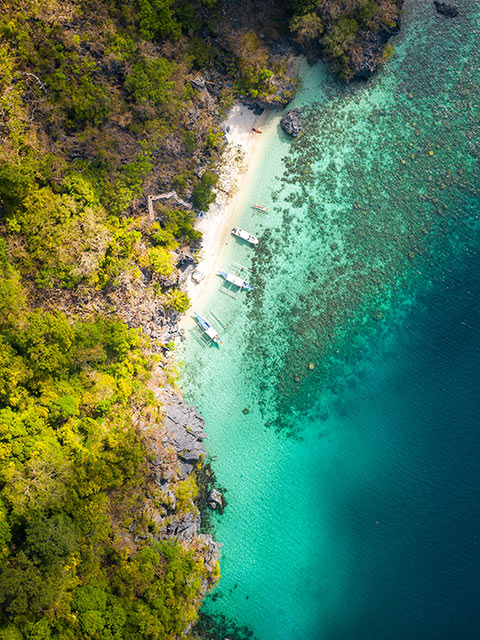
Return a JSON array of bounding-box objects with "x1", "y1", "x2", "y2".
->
[
  {"x1": 290, "y1": 12, "x2": 324, "y2": 44},
  {"x1": 192, "y1": 172, "x2": 218, "y2": 210},
  {"x1": 0, "y1": 553, "x2": 60, "y2": 618},
  {"x1": 25, "y1": 513, "x2": 78, "y2": 567},
  {"x1": 0, "y1": 239, "x2": 25, "y2": 328},
  {"x1": 135, "y1": 0, "x2": 181, "y2": 41}
]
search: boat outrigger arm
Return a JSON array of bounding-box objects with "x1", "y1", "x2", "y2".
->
[{"x1": 218, "y1": 271, "x2": 254, "y2": 292}]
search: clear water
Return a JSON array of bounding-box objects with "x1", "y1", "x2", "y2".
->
[{"x1": 179, "y1": 2, "x2": 480, "y2": 638}]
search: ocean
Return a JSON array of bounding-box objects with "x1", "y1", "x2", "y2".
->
[{"x1": 179, "y1": 1, "x2": 480, "y2": 638}]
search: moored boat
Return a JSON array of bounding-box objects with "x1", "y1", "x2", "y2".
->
[
  {"x1": 231, "y1": 227, "x2": 259, "y2": 245},
  {"x1": 251, "y1": 203, "x2": 269, "y2": 213},
  {"x1": 218, "y1": 271, "x2": 254, "y2": 291},
  {"x1": 193, "y1": 312, "x2": 222, "y2": 345}
]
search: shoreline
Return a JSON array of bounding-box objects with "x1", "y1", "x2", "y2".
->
[{"x1": 180, "y1": 104, "x2": 273, "y2": 330}]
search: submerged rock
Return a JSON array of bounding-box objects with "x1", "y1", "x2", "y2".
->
[
  {"x1": 434, "y1": 1, "x2": 459, "y2": 17},
  {"x1": 280, "y1": 108, "x2": 303, "y2": 138}
]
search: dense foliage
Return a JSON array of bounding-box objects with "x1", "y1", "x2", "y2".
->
[
  {"x1": 0, "y1": 0, "x2": 221, "y2": 299},
  {"x1": 286, "y1": 0, "x2": 403, "y2": 79},
  {"x1": 0, "y1": 244, "x2": 215, "y2": 638}
]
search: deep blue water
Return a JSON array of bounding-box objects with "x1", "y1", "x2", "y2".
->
[{"x1": 317, "y1": 229, "x2": 480, "y2": 639}]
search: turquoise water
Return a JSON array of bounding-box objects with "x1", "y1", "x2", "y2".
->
[{"x1": 179, "y1": 2, "x2": 480, "y2": 638}]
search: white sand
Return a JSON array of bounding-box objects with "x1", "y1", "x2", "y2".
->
[{"x1": 180, "y1": 104, "x2": 270, "y2": 329}]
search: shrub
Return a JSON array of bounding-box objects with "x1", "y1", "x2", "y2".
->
[
  {"x1": 183, "y1": 130, "x2": 197, "y2": 153},
  {"x1": 321, "y1": 16, "x2": 359, "y2": 61},
  {"x1": 290, "y1": 11, "x2": 324, "y2": 43},
  {"x1": 165, "y1": 289, "x2": 191, "y2": 313},
  {"x1": 205, "y1": 127, "x2": 222, "y2": 150},
  {"x1": 355, "y1": 0, "x2": 379, "y2": 28},
  {"x1": 287, "y1": 0, "x2": 323, "y2": 15},
  {"x1": 67, "y1": 74, "x2": 111, "y2": 127},
  {"x1": 126, "y1": 56, "x2": 176, "y2": 109},
  {"x1": 191, "y1": 171, "x2": 218, "y2": 210},
  {"x1": 142, "y1": 246, "x2": 175, "y2": 277},
  {"x1": 186, "y1": 35, "x2": 216, "y2": 68},
  {"x1": 135, "y1": 0, "x2": 181, "y2": 41}
]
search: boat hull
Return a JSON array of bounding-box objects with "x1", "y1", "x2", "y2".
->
[
  {"x1": 231, "y1": 227, "x2": 259, "y2": 245},
  {"x1": 218, "y1": 271, "x2": 254, "y2": 291},
  {"x1": 193, "y1": 312, "x2": 222, "y2": 345}
]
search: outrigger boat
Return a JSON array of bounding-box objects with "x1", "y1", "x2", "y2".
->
[
  {"x1": 231, "y1": 226, "x2": 259, "y2": 246},
  {"x1": 193, "y1": 312, "x2": 222, "y2": 345},
  {"x1": 218, "y1": 271, "x2": 254, "y2": 292},
  {"x1": 251, "y1": 203, "x2": 269, "y2": 213}
]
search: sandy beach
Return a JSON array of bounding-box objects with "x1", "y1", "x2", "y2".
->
[{"x1": 180, "y1": 104, "x2": 271, "y2": 330}]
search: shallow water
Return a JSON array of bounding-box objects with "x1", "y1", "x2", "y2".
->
[{"x1": 179, "y1": 2, "x2": 480, "y2": 638}]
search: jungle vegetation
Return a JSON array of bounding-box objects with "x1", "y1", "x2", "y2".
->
[
  {"x1": 286, "y1": 0, "x2": 403, "y2": 79},
  {"x1": 0, "y1": 240, "x2": 219, "y2": 639}
]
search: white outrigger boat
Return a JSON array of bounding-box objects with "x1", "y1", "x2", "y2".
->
[
  {"x1": 217, "y1": 271, "x2": 254, "y2": 292},
  {"x1": 231, "y1": 226, "x2": 259, "y2": 246},
  {"x1": 251, "y1": 203, "x2": 269, "y2": 213},
  {"x1": 193, "y1": 312, "x2": 222, "y2": 345}
]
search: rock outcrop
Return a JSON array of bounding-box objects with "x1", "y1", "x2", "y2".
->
[
  {"x1": 159, "y1": 386, "x2": 208, "y2": 477},
  {"x1": 207, "y1": 488, "x2": 225, "y2": 513},
  {"x1": 350, "y1": 21, "x2": 402, "y2": 79},
  {"x1": 280, "y1": 107, "x2": 303, "y2": 138},
  {"x1": 434, "y1": 1, "x2": 459, "y2": 17},
  {"x1": 143, "y1": 383, "x2": 221, "y2": 592}
]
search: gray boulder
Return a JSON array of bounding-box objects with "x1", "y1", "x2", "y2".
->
[
  {"x1": 190, "y1": 75, "x2": 206, "y2": 90},
  {"x1": 280, "y1": 108, "x2": 303, "y2": 138},
  {"x1": 207, "y1": 488, "x2": 225, "y2": 512},
  {"x1": 165, "y1": 511, "x2": 201, "y2": 542}
]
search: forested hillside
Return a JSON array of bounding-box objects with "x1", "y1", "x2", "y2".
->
[
  {"x1": 1, "y1": 241, "x2": 220, "y2": 638},
  {"x1": 0, "y1": 1, "x2": 402, "y2": 637}
]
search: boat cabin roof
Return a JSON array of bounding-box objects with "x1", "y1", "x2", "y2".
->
[
  {"x1": 226, "y1": 273, "x2": 246, "y2": 287},
  {"x1": 205, "y1": 326, "x2": 218, "y2": 339}
]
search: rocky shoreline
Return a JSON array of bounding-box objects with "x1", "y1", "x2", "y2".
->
[{"x1": 136, "y1": 381, "x2": 223, "y2": 607}]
